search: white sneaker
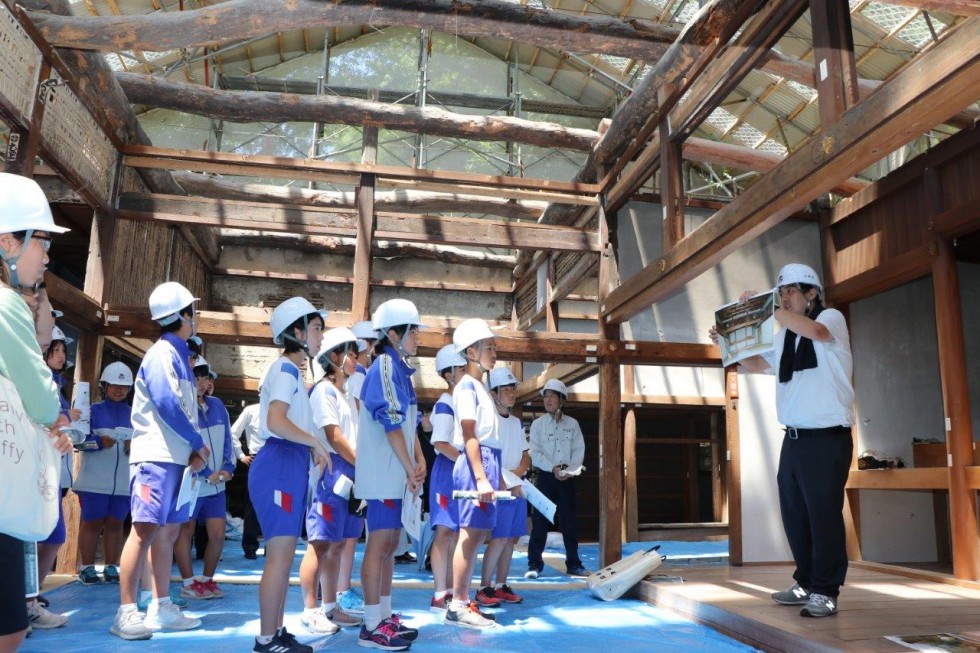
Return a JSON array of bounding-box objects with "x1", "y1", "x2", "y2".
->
[
  {"x1": 145, "y1": 602, "x2": 202, "y2": 631},
  {"x1": 27, "y1": 600, "x2": 68, "y2": 629},
  {"x1": 300, "y1": 607, "x2": 340, "y2": 635},
  {"x1": 110, "y1": 607, "x2": 152, "y2": 640}
]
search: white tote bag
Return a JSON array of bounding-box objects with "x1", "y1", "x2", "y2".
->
[{"x1": 0, "y1": 374, "x2": 60, "y2": 541}]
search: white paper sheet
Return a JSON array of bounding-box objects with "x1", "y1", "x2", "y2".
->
[
  {"x1": 522, "y1": 479, "x2": 557, "y2": 523},
  {"x1": 401, "y1": 487, "x2": 423, "y2": 541},
  {"x1": 176, "y1": 466, "x2": 200, "y2": 511}
]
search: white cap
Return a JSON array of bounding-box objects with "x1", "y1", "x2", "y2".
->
[
  {"x1": 372, "y1": 299, "x2": 424, "y2": 334},
  {"x1": 452, "y1": 318, "x2": 495, "y2": 354},
  {"x1": 352, "y1": 320, "x2": 379, "y2": 341},
  {"x1": 0, "y1": 173, "x2": 70, "y2": 235},
  {"x1": 316, "y1": 327, "x2": 359, "y2": 369},
  {"x1": 192, "y1": 356, "x2": 217, "y2": 379},
  {"x1": 776, "y1": 263, "x2": 821, "y2": 291},
  {"x1": 540, "y1": 379, "x2": 568, "y2": 398},
  {"x1": 270, "y1": 297, "x2": 327, "y2": 345},
  {"x1": 149, "y1": 281, "x2": 199, "y2": 325},
  {"x1": 51, "y1": 325, "x2": 73, "y2": 346},
  {"x1": 488, "y1": 367, "x2": 519, "y2": 390},
  {"x1": 435, "y1": 344, "x2": 465, "y2": 374},
  {"x1": 100, "y1": 361, "x2": 134, "y2": 386}
]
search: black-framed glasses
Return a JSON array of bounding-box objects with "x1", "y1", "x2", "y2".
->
[{"x1": 32, "y1": 234, "x2": 52, "y2": 252}]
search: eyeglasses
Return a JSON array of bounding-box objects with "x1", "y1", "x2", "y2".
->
[{"x1": 32, "y1": 234, "x2": 52, "y2": 252}]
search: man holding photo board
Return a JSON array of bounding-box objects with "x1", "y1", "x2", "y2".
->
[{"x1": 709, "y1": 263, "x2": 854, "y2": 619}]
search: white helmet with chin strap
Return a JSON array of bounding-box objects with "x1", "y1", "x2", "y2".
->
[
  {"x1": 316, "y1": 327, "x2": 358, "y2": 372},
  {"x1": 372, "y1": 299, "x2": 424, "y2": 335},
  {"x1": 540, "y1": 378, "x2": 568, "y2": 399},
  {"x1": 452, "y1": 318, "x2": 495, "y2": 355},
  {"x1": 488, "y1": 367, "x2": 519, "y2": 391},
  {"x1": 192, "y1": 356, "x2": 217, "y2": 380},
  {"x1": 149, "y1": 282, "x2": 199, "y2": 326},
  {"x1": 435, "y1": 344, "x2": 465, "y2": 375},
  {"x1": 352, "y1": 320, "x2": 379, "y2": 342},
  {"x1": 0, "y1": 173, "x2": 70, "y2": 288},
  {"x1": 776, "y1": 263, "x2": 822, "y2": 293},
  {"x1": 100, "y1": 361, "x2": 134, "y2": 386},
  {"x1": 270, "y1": 297, "x2": 328, "y2": 347}
]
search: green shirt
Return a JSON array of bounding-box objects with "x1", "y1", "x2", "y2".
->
[{"x1": 0, "y1": 287, "x2": 60, "y2": 426}]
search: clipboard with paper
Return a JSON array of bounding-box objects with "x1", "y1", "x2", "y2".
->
[{"x1": 714, "y1": 289, "x2": 777, "y2": 368}]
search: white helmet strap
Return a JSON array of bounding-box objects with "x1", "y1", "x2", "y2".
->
[
  {"x1": 281, "y1": 313, "x2": 311, "y2": 352},
  {"x1": 0, "y1": 228, "x2": 33, "y2": 289}
]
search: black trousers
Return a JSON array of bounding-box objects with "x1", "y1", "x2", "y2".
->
[
  {"x1": 527, "y1": 470, "x2": 581, "y2": 569},
  {"x1": 0, "y1": 535, "x2": 27, "y2": 635},
  {"x1": 242, "y1": 495, "x2": 261, "y2": 555},
  {"x1": 776, "y1": 431, "x2": 852, "y2": 598}
]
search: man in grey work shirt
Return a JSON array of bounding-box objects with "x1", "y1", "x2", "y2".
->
[
  {"x1": 525, "y1": 380, "x2": 590, "y2": 578},
  {"x1": 231, "y1": 403, "x2": 262, "y2": 558}
]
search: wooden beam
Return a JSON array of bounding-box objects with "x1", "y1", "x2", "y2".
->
[
  {"x1": 122, "y1": 145, "x2": 600, "y2": 205},
  {"x1": 116, "y1": 72, "x2": 599, "y2": 152},
  {"x1": 823, "y1": 242, "x2": 935, "y2": 306},
  {"x1": 845, "y1": 468, "x2": 949, "y2": 490},
  {"x1": 724, "y1": 366, "x2": 742, "y2": 565},
  {"x1": 30, "y1": 0, "x2": 678, "y2": 61},
  {"x1": 352, "y1": 174, "x2": 376, "y2": 321},
  {"x1": 809, "y1": 0, "x2": 859, "y2": 130},
  {"x1": 514, "y1": 363, "x2": 597, "y2": 404},
  {"x1": 171, "y1": 171, "x2": 548, "y2": 221},
  {"x1": 660, "y1": 117, "x2": 684, "y2": 250},
  {"x1": 932, "y1": 237, "x2": 980, "y2": 580},
  {"x1": 45, "y1": 273, "x2": 103, "y2": 331},
  {"x1": 3, "y1": 60, "x2": 50, "y2": 176},
  {"x1": 115, "y1": 193, "x2": 600, "y2": 253},
  {"x1": 601, "y1": 18, "x2": 980, "y2": 325},
  {"x1": 215, "y1": 268, "x2": 513, "y2": 294},
  {"x1": 623, "y1": 407, "x2": 638, "y2": 542}
]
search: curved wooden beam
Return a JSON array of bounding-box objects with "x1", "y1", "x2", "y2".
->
[
  {"x1": 28, "y1": 0, "x2": 678, "y2": 61},
  {"x1": 117, "y1": 72, "x2": 599, "y2": 152}
]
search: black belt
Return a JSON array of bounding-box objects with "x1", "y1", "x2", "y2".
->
[{"x1": 784, "y1": 425, "x2": 851, "y2": 439}]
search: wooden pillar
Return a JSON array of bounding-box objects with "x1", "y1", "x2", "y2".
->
[
  {"x1": 351, "y1": 90, "x2": 379, "y2": 322},
  {"x1": 932, "y1": 237, "x2": 980, "y2": 580},
  {"x1": 3, "y1": 61, "x2": 50, "y2": 176},
  {"x1": 597, "y1": 192, "x2": 623, "y2": 566},
  {"x1": 810, "y1": 0, "x2": 859, "y2": 129},
  {"x1": 545, "y1": 257, "x2": 558, "y2": 332},
  {"x1": 624, "y1": 407, "x2": 638, "y2": 542},
  {"x1": 659, "y1": 116, "x2": 684, "y2": 251},
  {"x1": 710, "y1": 411, "x2": 725, "y2": 523},
  {"x1": 725, "y1": 366, "x2": 743, "y2": 565}
]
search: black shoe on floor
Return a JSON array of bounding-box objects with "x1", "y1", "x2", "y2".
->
[
  {"x1": 394, "y1": 552, "x2": 416, "y2": 564},
  {"x1": 244, "y1": 550, "x2": 258, "y2": 560},
  {"x1": 566, "y1": 564, "x2": 591, "y2": 577}
]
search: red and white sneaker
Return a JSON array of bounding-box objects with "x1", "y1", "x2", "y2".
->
[
  {"x1": 179, "y1": 580, "x2": 213, "y2": 600},
  {"x1": 430, "y1": 592, "x2": 453, "y2": 613},
  {"x1": 203, "y1": 580, "x2": 225, "y2": 599},
  {"x1": 475, "y1": 586, "x2": 501, "y2": 608}
]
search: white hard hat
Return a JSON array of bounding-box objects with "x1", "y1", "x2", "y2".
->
[
  {"x1": 356, "y1": 339, "x2": 369, "y2": 353},
  {"x1": 192, "y1": 356, "x2": 217, "y2": 379},
  {"x1": 51, "y1": 325, "x2": 73, "y2": 346},
  {"x1": 0, "y1": 173, "x2": 70, "y2": 235},
  {"x1": 435, "y1": 344, "x2": 465, "y2": 374},
  {"x1": 776, "y1": 263, "x2": 821, "y2": 291},
  {"x1": 540, "y1": 379, "x2": 568, "y2": 398},
  {"x1": 149, "y1": 281, "x2": 199, "y2": 325},
  {"x1": 100, "y1": 361, "x2": 134, "y2": 386},
  {"x1": 352, "y1": 320, "x2": 379, "y2": 341},
  {"x1": 316, "y1": 327, "x2": 358, "y2": 369},
  {"x1": 452, "y1": 318, "x2": 495, "y2": 354},
  {"x1": 372, "y1": 299, "x2": 424, "y2": 334},
  {"x1": 488, "y1": 367, "x2": 519, "y2": 390},
  {"x1": 270, "y1": 296, "x2": 327, "y2": 345}
]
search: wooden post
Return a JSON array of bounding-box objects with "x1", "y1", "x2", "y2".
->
[
  {"x1": 809, "y1": 0, "x2": 859, "y2": 129},
  {"x1": 4, "y1": 61, "x2": 50, "y2": 176},
  {"x1": 597, "y1": 192, "x2": 623, "y2": 566},
  {"x1": 659, "y1": 114, "x2": 684, "y2": 251},
  {"x1": 710, "y1": 411, "x2": 725, "y2": 523},
  {"x1": 932, "y1": 237, "x2": 980, "y2": 580},
  {"x1": 624, "y1": 407, "x2": 638, "y2": 542},
  {"x1": 725, "y1": 365, "x2": 743, "y2": 565},
  {"x1": 351, "y1": 89, "x2": 379, "y2": 322},
  {"x1": 545, "y1": 257, "x2": 558, "y2": 332}
]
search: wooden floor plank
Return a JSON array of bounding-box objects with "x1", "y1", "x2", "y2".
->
[{"x1": 634, "y1": 563, "x2": 980, "y2": 652}]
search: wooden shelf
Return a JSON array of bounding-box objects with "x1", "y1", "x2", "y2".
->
[
  {"x1": 965, "y1": 466, "x2": 980, "y2": 490},
  {"x1": 847, "y1": 467, "x2": 948, "y2": 490}
]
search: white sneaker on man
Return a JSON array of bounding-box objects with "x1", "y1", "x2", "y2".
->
[
  {"x1": 109, "y1": 607, "x2": 152, "y2": 640},
  {"x1": 27, "y1": 600, "x2": 68, "y2": 629},
  {"x1": 145, "y1": 602, "x2": 202, "y2": 631}
]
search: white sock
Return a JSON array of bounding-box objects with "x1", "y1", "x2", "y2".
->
[
  {"x1": 158, "y1": 597, "x2": 172, "y2": 607},
  {"x1": 433, "y1": 590, "x2": 447, "y2": 600},
  {"x1": 322, "y1": 601, "x2": 336, "y2": 613},
  {"x1": 450, "y1": 598, "x2": 469, "y2": 610},
  {"x1": 380, "y1": 595, "x2": 392, "y2": 619},
  {"x1": 303, "y1": 606, "x2": 317, "y2": 617},
  {"x1": 119, "y1": 603, "x2": 138, "y2": 614},
  {"x1": 495, "y1": 583, "x2": 504, "y2": 589},
  {"x1": 256, "y1": 635, "x2": 273, "y2": 645},
  {"x1": 201, "y1": 576, "x2": 212, "y2": 583},
  {"x1": 182, "y1": 578, "x2": 195, "y2": 587},
  {"x1": 364, "y1": 604, "x2": 382, "y2": 631}
]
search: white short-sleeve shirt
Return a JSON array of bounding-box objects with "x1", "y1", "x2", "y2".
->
[
  {"x1": 497, "y1": 413, "x2": 528, "y2": 471},
  {"x1": 310, "y1": 380, "x2": 358, "y2": 453},
  {"x1": 452, "y1": 375, "x2": 500, "y2": 450},
  {"x1": 259, "y1": 357, "x2": 314, "y2": 440},
  {"x1": 430, "y1": 392, "x2": 456, "y2": 447}
]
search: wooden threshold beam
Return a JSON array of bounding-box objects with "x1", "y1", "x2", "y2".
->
[
  {"x1": 122, "y1": 145, "x2": 600, "y2": 205},
  {"x1": 515, "y1": 362, "x2": 597, "y2": 403},
  {"x1": 601, "y1": 19, "x2": 980, "y2": 325},
  {"x1": 116, "y1": 193, "x2": 600, "y2": 253}
]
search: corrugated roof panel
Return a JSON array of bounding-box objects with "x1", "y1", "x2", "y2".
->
[{"x1": 860, "y1": 2, "x2": 916, "y2": 33}]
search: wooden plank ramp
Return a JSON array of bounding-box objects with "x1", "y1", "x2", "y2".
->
[{"x1": 631, "y1": 563, "x2": 980, "y2": 652}]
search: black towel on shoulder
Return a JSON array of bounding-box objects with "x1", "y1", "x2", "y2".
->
[{"x1": 778, "y1": 303, "x2": 824, "y2": 383}]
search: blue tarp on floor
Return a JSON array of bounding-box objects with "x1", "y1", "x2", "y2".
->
[{"x1": 21, "y1": 539, "x2": 757, "y2": 653}]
